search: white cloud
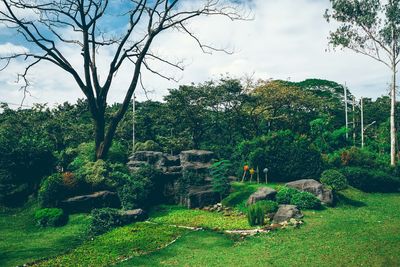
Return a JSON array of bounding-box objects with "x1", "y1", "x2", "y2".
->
[{"x1": 0, "y1": 0, "x2": 396, "y2": 108}]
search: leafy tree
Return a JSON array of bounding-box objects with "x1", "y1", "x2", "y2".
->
[
  {"x1": 325, "y1": 0, "x2": 400, "y2": 165},
  {"x1": 0, "y1": 0, "x2": 243, "y2": 159}
]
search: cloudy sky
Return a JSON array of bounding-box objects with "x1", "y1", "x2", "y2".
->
[{"x1": 0, "y1": 0, "x2": 395, "y2": 108}]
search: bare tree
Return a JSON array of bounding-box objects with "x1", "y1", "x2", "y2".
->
[{"x1": 0, "y1": 0, "x2": 245, "y2": 159}]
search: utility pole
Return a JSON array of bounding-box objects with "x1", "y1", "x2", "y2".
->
[
  {"x1": 344, "y1": 83, "x2": 348, "y2": 140},
  {"x1": 360, "y1": 97, "x2": 364, "y2": 148},
  {"x1": 352, "y1": 96, "x2": 356, "y2": 146},
  {"x1": 132, "y1": 93, "x2": 136, "y2": 153}
]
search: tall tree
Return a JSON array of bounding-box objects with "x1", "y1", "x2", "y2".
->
[
  {"x1": 325, "y1": 0, "x2": 400, "y2": 165},
  {"x1": 0, "y1": 0, "x2": 243, "y2": 159}
]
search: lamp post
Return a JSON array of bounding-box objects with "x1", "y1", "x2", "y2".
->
[{"x1": 263, "y1": 168, "x2": 269, "y2": 184}]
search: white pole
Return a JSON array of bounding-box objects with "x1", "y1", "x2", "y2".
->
[
  {"x1": 132, "y1": 93, "x2": 136, "y2": 153},
  {"x1": 352, "y1": 96, "x2": 356, "y2": 146},
  {"x1": 360, "y1": 97, "x2": 364, "y2": 148},
  {"x1": 344, "y1": 83, "x2": 348, "y2": 140}
]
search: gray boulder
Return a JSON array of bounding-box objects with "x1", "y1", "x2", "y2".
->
[
  {"x1": 286, "y1": 179, "x2": 333, "y2": 205},
  {"x1": 120, "y1": 208, "x2": 147, "y2": 223},
  {"x1": 60, "y1": 191, "x2": 120, "y2": 213},
  {"x1": 246, "y1": 187, "x2": 277, "y2": 205},
  {"x1": 273, "y1": 204, "x2": 303, "y2": 223},
  {"x1": 184, "y1": 185, "x2": 219, "y2": 208}
]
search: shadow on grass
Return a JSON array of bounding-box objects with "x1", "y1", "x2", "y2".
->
[{"x1": 336, "y1": 193, "x2": 366, "y2": 208}]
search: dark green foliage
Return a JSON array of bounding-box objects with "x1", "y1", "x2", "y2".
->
[
  {"x1": 117, "y1": 165, "x2": 163, "y2": 209},
  {"x1": 256, "y1": 200, "x2": 279, "y2": 213},
  {"x1": 276, "y1": 186, "x2": 321, "y2": 209},
  {"x1": 134, "y1": 140, "x2": 161, "y2": 152},
  {"x1": 320, "y1": 169, "x2": 348, "y2": 191},
  {"x1": 247, "y1": 202, "x2": 265, "y2": 226},
  {"x1": 34, "y1": 208, "x2": 68, "y2": 227},
  {"x1": 290, "y1": 191, "x2": 321, "y2": 210},
  {"x1": 341, "y1": 167, "x2": 400, "y2": 193},
  {"x1": 38, "y1": 173, "x2": 66, "y2": 208},
  {"x1": 236, "y1": 130, "x2": 323, "y2": 182},
  {"x1": 276, "y1": 186, "x2": 300, "y2": 204},
  {"x1": 210, "y1": 160, "x2": 232, "y2": 200},
  {"x1": 89, "y1": 208, "x2": 123, "y2": 235}
]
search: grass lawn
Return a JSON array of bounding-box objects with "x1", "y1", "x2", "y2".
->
[
  {"x1": 2, "y1": 185, "x2": 400, "y2": 266},
  {"x1": 119, "y1": 187, "x2": 400, "y2": 266},
  {"x1": 0, "y1": 202, "x2": 91, "y2": 267}
]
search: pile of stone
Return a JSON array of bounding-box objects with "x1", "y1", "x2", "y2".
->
[{"x1": 128, "y1": 150, "x2": 220, "y2": 209}]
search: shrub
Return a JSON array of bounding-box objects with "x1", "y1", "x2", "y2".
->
[
  {"x1": 117, "y1": 165, "x2": 163, "y2": 209},
  {"x1": 235, "y1": 130, "x2": 323, "y2": 182},
  {"x1": 290, "y1": 191, "x2": 321, "y2": 210},
  {"x1": 341, "y1": 167, "x2": 400, "y2": 193},
  {"x1": 89, "y1": 208, "x2": 123, "y2": 235},
  {"x1": 275, "y1": 186, "x2": 299, "y2": 204},
  {"x1": 247, "y1": 202, "x2": 265, "y2": 226},
  {"x1": 320, "y1": 169, "x2": 348, "y2": 191},
  {"x1": 256, "y1": 200, "x2": 279, "y2": 213},
  {"x1": 38, "y1": 173, "x2": 66, "y2": 208},
  {"x1": 134, "y1": 140, "x2": 161, "y2": 152},
  {"x1": 34, "y1": 208, "x2": 68, "y2": 227},
  {"x1": 210, "y1": 160, "x2": 232, "y2": 200}
]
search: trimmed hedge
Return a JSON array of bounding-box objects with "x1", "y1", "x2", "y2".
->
[
  {"x1": 341, "y1": 167, "x2": 400, "y2": 193},
  {"x1": 320, "y1": 169, "x2": 348, "y2": 191}
]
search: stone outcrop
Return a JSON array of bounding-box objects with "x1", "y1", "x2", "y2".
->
[
  {"x1": 246, "y1": 187, "x2": 277, "y2": 205},
  {"x1": 272, "y1": 204, "x2": 303, "y2": 223},
  {"x1": 119, "y1": 208, "x2": 147, "y2": 223},
  {"x1": 127, "y1": 150, "x2": 218, "y2": 209},
  {"x1": 286, "y1": 179, "x2": 333, "y2": 205},
  {"x1": 60, "y1": 191, "x2": 120, "y2": 213}
]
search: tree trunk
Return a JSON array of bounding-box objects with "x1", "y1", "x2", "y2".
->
[{"x1": 390, "y1": 63, "x2": 397, "y2": 166}]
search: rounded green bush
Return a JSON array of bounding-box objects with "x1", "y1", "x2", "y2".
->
[
  {"x1": 290, "y1": 191, "x2": 321, "y2": 210},
  {"x1": 38, "y1": 173, "x2": 65, "y2": 208},
  {"x1": 320, "y1": 169, "x2": 348, "y2": 191},
  {"x1": 34, "y1": 208, "x2": 68, "y2": 227},
  {"x1": 276, "y1": 186, "x2": 299, "y2": 204}
]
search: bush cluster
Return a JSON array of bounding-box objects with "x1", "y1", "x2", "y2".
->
[
  {"x1": 276, "y1": 186, "x2": 321, "y2": 209},
  {"x1": 320, "y1": 169, "x2": 348, "y2": 191},
  {"x1": 235, "y1": 130, "x2": 323, "y2": 182},
  {"x1": 89, "y1": 208, "x2": 123, "y2": 235},
  {"x1": 34, "y1": 208, "x2": 68, "y2": 227},
  {"x1": 256, "y1": 200, "x2": 279, "y2": 213},
  {"x1": 341, "y1": 167, "x2": 400, "y2": 193}
]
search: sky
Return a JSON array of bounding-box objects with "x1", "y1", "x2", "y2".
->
[{"x1": 0, "y1": 0, "x2": 396, "y2": 108}]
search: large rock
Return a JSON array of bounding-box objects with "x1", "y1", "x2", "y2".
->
[
  {"x1": 273, "y1": 205, "x2": 303, "y2": 223},
  {"x1": 60, "y1": 191, "x2": 120, "y2": 213},
  {"x1": 185, "y1": 185, "x2": 219, "y2": 208},
  {"x1": 246, "y1": 187, "x2": 277, "y2": 205},
  {"x1": 180, "y1": 150, "x2": 215, "y2": 164},
  {"x1": 286, "y1": 179, "x2": 333, "y2": 205},
  {"x1": 120, "y1": 208, "x2": 147, "y2": 223}
]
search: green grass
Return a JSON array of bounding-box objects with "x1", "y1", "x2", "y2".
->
[
  {"x1": 3, "y1": 185, "x2": 400, "y2": 266},
  {"x1": 0, "y1": 202, "x2": 91, "y2": 267},
  {"x1": 118, "y1": 187, "x2": 400, "y2": 267},
  {"x1": 149, "y1": 205, "x2": 252, "y2": 230},
  {"x1": 35, "y1": 222, "x2": 188, "y2": 267}
]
